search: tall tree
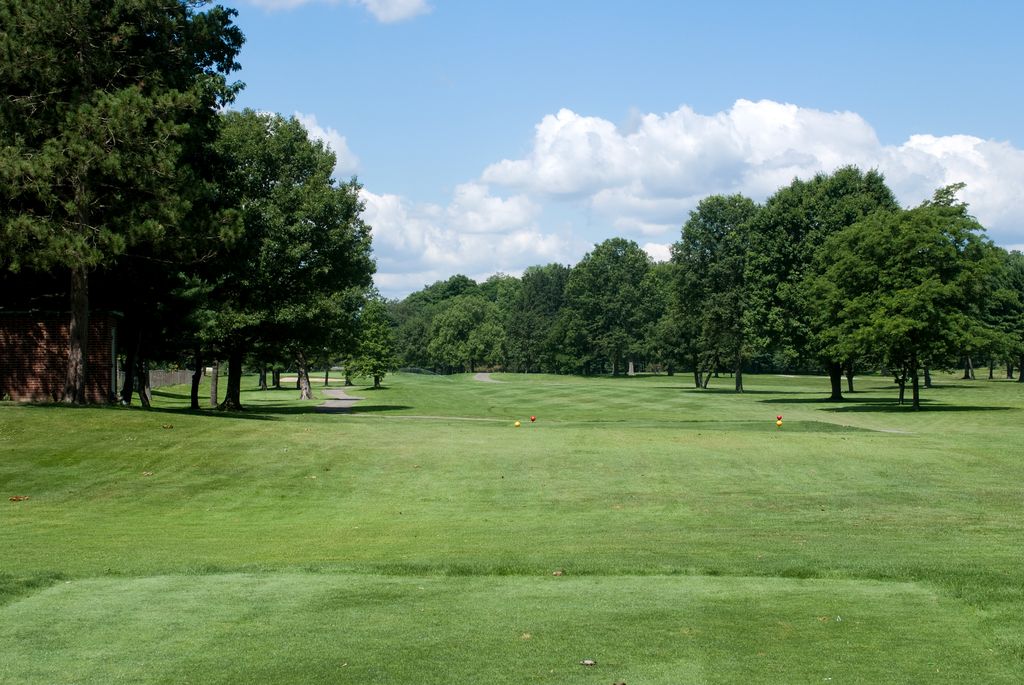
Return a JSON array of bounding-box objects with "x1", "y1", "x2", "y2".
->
[
  {"x1": 745, "y1": 167, "x2": 899, "y2": 399},
  {"x1": 672, "y1": 194, "x2": 758, "y2": 391},
  {"x1": 203, "y1": 110, "x2": 374, "y2": 408},
  {"x1": 0, "y1": 0, "x2": 243, "y2": 403},
  {"x1": 812, "y1": 186, "x2": 1001, "y2": 409}
]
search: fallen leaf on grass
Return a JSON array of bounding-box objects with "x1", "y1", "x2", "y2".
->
[
  {"x1": 580, "y1": 659, "x2": 596, "y2": 666},
  {"x1": 161, "y1": 424, "x2": 173, "y2": 429},
  {"x1": 521, "y1": 633, "x2": 532, "y2": 640},
  {"x1": 142, "y1": 472, "x2": 154, "y2": 477},
  {"x1": 552, "y1": 569, "x2": 564, "y2": 576},
  {"x1": 9, "y1": 495, "x2": 30, "y2": 502}
]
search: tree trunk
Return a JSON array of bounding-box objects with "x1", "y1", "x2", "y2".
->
[
  {"x1": 827, "y1": 361, "x2": 844, "y2": 401},
  {"x1": 988, "y1": 359, "x2": 995, "y2": 380},
  {"x1": 258, "y1": 367, "x2": 268, "y2": 391},
  {"x1": 219, "y1": 347, "x2": 244, "y2": 410},
  {"x1": 844, "y1": 360, "x2": 855, "y2": 393},
  {"x1": 737, "y1": 350, "x2": 745, "y2": 393},
  {"x1": 1019, "y1": 355, "x2": 1024, "y2": 382},
  {"x1": 272, "y1": 369, "x2": 281, "y2": 389},
  {"x1": 344, "y1": 369, "x2": 353, "y2": 387},
  {"x1": 137, "y1": 358, "x2": 152, "y2": 409},
  {"x1": 627, "y1": 359, "x2": 636, "y2": 376},
  {"x1": 373, "y1": 374, "x2": 382, "y2": 389},
  {"x1": 897, "y1": 375, "x2": 906, "y2": 405},
  {"x1": 209, "y1": 360, "x2": 219, "y2": 407},
  {"x1": 190, "y1": 348, "x2": 203, "y2": 410},
  {"x1": 701, "y1": 368, "x2": 713, "y2": 389},
  {"x1": 324, "y1": 367, "x2": 330, "y2": 386},
  {"x1": 63, "y1": 264, "x2": 89, "y2": 404},
  {"x1": 120, "y1": 328, "x2": 139, "y2": 405},
  {"x1": 666, "y1": 363, "x2": 674, "y2": 377},
  {"x1": 962, "y1": 356, "x2": 974, "y2": 380},
  {"x1": 910, "y1": 353, "x2": 921, "y2": 410},
  {"x1": 1007, "y1": 362, "x2": 1014, "y2": 380},
  {"x1": 924, "y1": 367, "x2": 932, "y2": 389},
  {"x1": 296, "y1": 349, "x2": 313, "y2": 400}
]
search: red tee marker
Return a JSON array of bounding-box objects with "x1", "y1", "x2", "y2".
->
[{"x1": 530, "y1": 416, "x2": 536, "y2": 422}]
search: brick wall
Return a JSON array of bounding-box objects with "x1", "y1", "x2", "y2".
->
[{"x1": 0, "y1": 313, "x2": 117, "y2": 404}]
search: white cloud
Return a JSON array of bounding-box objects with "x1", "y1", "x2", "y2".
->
[
  {"x1": 243, "y1": 0, "x2": 431, "y2": 23},
  {"x1": 642, "y1": 242, "x2": 672, "y2": 262},
  {"x1": 482, "y1": 99, "x2": 1024, "y2": 248},
  {"x1": 294, "y1": 112, "x2": 359, "y2": 177},
  {"x1": 360, "y1": 186, "x2": 576, "y2": 296},
  {"x1": 881, "y1": 134, "x2": 1024, "y2": 233},
  {"x1": 355, "y1": 0, "x2": 430, "y2": 23},
  {"x1": 445, "y1": 182, "x2": 540, "y2": 233}
]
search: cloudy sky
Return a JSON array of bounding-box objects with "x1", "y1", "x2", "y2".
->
[{"x1": 232, "y1": 0, "x2": 1024, "y2": 298}]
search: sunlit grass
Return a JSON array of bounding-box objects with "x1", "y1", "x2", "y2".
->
[{"x1": 1, "y1": 371, "x2": 1022, "y2": 682}]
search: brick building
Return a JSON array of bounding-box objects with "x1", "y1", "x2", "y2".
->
[{"x1": 0, "y1": 312, "x2": 119, "y2": 404}]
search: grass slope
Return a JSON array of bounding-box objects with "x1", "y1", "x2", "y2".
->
[{"x1": 1, "y1": 372, "x2": 1022, "y2": 683}]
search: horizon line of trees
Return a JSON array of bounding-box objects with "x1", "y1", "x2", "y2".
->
[{"x1": 387, "y1": 168, "x2": 1024, "y2": 409}]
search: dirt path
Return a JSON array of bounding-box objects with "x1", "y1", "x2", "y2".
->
[
  {"x1": 473, "y1": 372, "x2": 501, "y2": 382},
  {"x1": 316, "y1": 387, "x2": 364, "y2": 413}
]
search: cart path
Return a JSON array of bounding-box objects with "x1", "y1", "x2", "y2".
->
[
  {"x1": 473, "y1": 372, "x2": 502, "y2": 382},
  {"x1": 316, "y1": 387, "x2": 365, "y2": 413}
]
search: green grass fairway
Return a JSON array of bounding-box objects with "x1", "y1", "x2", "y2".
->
[{"x1": 2, "y1": 372, "x2": 1022, "y2": 683}]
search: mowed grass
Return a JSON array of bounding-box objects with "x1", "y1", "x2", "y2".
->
[{"x1": 1, "y1": 371, "x2": 1022, "y2": 683}]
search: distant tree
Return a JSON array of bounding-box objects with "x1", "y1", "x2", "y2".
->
[
  {"x1": 427, "y1": 294, "x2": 496, "y2": 372},
  {"x1": 479, "y1": 273, "x2": 520, "y2": 369},
  {"x1": 505, "y1": 264, "x2": 571, "y2": 373},
  {"x1": 812, "y1": 186, "x2": 1001, "y2": 408},
  {"x1": 640, "y1": 261, "x2": 683, "y2": 375},
  {"x1": 349, "y1": 296, "x2": 398, "y2": 388},
  {"x1": 672, "y1": 194, "x2": 758, "y2": 391},
  {"x1": 391, "y1": 275, "x2": 481, "y2": 370},
  {"x1": 0, "y1": 0, "x2": 243, "y2": 403},
  {"x1": 1002, "y1": 251, "x2": 1024, "y2": 380},
  {"x1": 561, "y1": 238, "x2": 654, "y2": 376}
]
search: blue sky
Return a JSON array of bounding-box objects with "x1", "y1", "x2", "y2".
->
[{"x1": 230, "y1": 0, "x2": 1024, "y2": 297}]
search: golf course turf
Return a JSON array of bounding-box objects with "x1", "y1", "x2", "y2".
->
[{"x1": 1, "y1": 372, "x2": 1022, "y2": 683}]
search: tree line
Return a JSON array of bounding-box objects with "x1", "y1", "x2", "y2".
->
[
  {"x1": 388, "y1": 168, "x2": 1024, "y2": 409},
  {"x1": 0, "y1": 0, "x2": 383, "y2": 409}
]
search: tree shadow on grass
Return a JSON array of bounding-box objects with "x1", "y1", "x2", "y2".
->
[
  {"x1": 349, "y1": 404, "x2": 411, "y2": 414},
  {"x1": 121, "y1": 389, "x2": 415, "y2": 420},
  {"x1": 760, "y1": 395, "x2": 1014, "y2": 413},
  {"x1": 650, "y1": 386, "x2": 811, "y2": 395},
  {"x1": 825, "y1": 402, "x2": 1014, "y2": 413},
  {"x1": 316, "y1": 404, "x2": 412, "y2": 415}
]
